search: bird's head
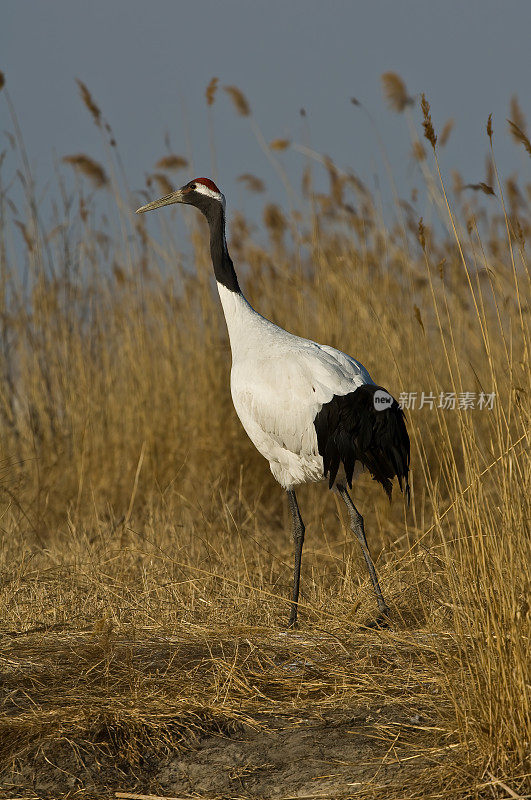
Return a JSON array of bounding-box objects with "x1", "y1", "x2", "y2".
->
[{"x1": 136, "y1": 177, "x2": 225, "y2": 217}]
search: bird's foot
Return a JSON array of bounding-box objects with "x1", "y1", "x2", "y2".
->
[
  {"x1": 364, "y1": 605, "x2": 391, "y2": 630},
  {"x1": 287, "y1": 611, "x2": 299, "y2": 629}
]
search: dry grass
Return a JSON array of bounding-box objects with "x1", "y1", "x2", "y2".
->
[{"x1": 0, "y1": 79, "x2": 529, "y2": 799}]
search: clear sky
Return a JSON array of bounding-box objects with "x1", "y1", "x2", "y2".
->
[{"x1": 2, "y1": 0, "x2": 530, "y2": 222}]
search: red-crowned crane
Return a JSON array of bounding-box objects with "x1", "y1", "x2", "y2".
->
[{"x1": 136, "y1": 178, "x2": 410, "y2": 628}]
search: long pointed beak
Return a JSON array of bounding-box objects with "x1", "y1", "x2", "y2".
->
[{"x1": 136, "y1": 188, "x2": 186, "y2": 214}]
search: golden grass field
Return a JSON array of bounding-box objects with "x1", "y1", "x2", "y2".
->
[{"x1": 0, "y1": 75, "x2": 529, "y2": 799}]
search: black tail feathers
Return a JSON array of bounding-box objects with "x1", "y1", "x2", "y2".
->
[{"x1": 314, "y1": 384, "x2": 410, "y2": 502}]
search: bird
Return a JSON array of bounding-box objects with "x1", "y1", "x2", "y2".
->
[{"x1": 136, "y1": 177, "x2": 410, "y2": 628}]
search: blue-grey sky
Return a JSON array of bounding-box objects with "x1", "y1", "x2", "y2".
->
[{"x1": 2, "y1": 0, "x2": 530, "y2": 223}]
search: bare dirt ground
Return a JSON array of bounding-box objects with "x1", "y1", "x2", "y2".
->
[
  {"x1": 151, "y1": 709, "x2": 435, "y2": 799},
  {"x1": 5, "y1": 708, "x2": 435, "y2": 799},
  {"x1": 0, "y1": 626, "x2": 470, "y2": 800}
]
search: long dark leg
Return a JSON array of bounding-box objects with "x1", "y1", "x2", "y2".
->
[
  {"x1": 287, "y1": 489, "x2": 305, "y2": 628},
  {"x1": 336, "y1": 483, "x2": 390, "y2": 619}
]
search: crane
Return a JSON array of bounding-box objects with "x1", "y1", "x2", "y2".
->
[{"x1": 136, "y1": 177, "x2": 410, "y2": 628}]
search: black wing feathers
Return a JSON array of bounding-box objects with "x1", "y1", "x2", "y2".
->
[{"x1": 314, "y1": 384, "x2": 410, "y2": 501}]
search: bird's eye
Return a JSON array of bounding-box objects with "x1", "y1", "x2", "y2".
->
[{"x1": 189, "y1": 183, "x2": 196, "y2": 190}]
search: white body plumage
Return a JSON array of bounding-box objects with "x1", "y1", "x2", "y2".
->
[{"x1": 218, "y1": 284, "x2": 373, "y2": 489}]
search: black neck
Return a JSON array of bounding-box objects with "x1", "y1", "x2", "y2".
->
[{"x1": 203, "y1": 202, "x2": 240, "y2": 294}]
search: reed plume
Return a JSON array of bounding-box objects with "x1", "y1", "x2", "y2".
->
[
  {"x1": 509, "y1": 95, "x2": 527, "y2": 136},
  {"x1": 148, "y1": 173, "x2": 174, "y2": 195},
  {"x1": 269, "y1": 138, "x2": 291, "y2": 151},
  {"x1": 154, "y1": 155, "x2": 188, "y2": 171},
  {"x1": 420, "y1": 93, "x2": 437, "y2": 149},
  {"x1": 464, "y1": 182, "x2": 496, "y2": 196},
  {"x1": 439, "y1": 118, "x2": 454, "y2": 147},
  {"x1": 75, "y1": 79, "x2": 101, "y2": 127},
  {"x1": 224, "y1": 85, "x2": 251, "y2": 116},
  {"x1": 206, "y1": 77, "x2": 218, "y2": 106},
  {"x1": 381, "y1": 71, "x2": 413, "y2": 112},
  {"x1": 62, "y1": 154, "x2": 107, "y2": 187},
  {"x1": 507, "y1": 119, "x2": 531, "y2": 158},
  {"x1": 237, "y1": 174, "x2": 265, "y2": 193}
]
